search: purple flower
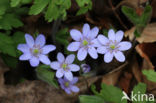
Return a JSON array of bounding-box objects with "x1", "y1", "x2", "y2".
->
[
  {"x1": 97, "y1": 29, "x2": 132, "y2": 63},
  {"x1": 58, "y1": 77, "x2": 79, "y2": 94},
  {"x1": 67, "y1": 23, "x2": 101, "y2": 61},
  {"x1": 50, "y1": 52, "x2": 80, "y2": 81},
  {"x1": 81, "y1": 64, "x2": 91, "y2": 73},
  {"x1": 17, "y1": 34, "x2": 56, "y2": 67}
]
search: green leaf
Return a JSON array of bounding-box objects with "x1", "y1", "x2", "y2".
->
[
  {"x1": 79, "y1": 95, "x2": 105, "y2": 103},
  {"x1": 0, "y1": 0, "x2": 10, "y2": 17},
  {"x1": 1, "y1": 54, "x2": 18, "y2": 68},
  {"x1": 29, "y1": 0, "x2": 50, "y2": 15},
  {"x1": 45, "y1": 0, "x2": 59, "y2": 22},
  {"x1": 0, "y1": 33, "x2": 16, "y2": 57},
  {"x1": 21, "y1": 0, "x2": 32, "y2": 4},
  {"x1": 140, "y1": 5, "x2": 152, "y2": 25},
  {"x1": 122, "y1": 6, "x2": 140, "y2": 25},
  {"x1": 12, "y1": 31, "x2": 25, "y2": 47},
  {"x1": 132, "y1": 83, "x2": 146, "y2": 103},
  {"x1": 56, "y1": 28, "x2": 70, "y2": 54},
  {"x1": 0, "y1": 14, "x2": 23, "y2": 30},
  {"x1": 134, "y1": 28, "x2": 141, "y2": 37},
  {"x1": 76, "y1": 0, "x2": 91, "y2": 7},
  {"x1": 11, "y1": 0, "x2": 21, "y2": 7},
  {"x1": 36, "y1": 65, "x2": 58, "y2": 88},
  {"x1": 99, "y1": 84, "x2": 127, "y2": 103},
  {"x1": 142, "y1": 70, "x2": 156, "y2": 82},
  {"x1": 76, "y1": 0, "x2": 92, "y2": 15},
  {"x1": 76, "y1": 7, "x2": 89, "y2": 16}
]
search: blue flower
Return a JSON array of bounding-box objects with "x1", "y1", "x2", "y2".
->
[
  {"x1": 67, "y1": 23, "x2": 101, "y2": 61},
  {"x1": 97, "y1": 29, "x2": 132, "y2": 63},
  {"x1": 17, "y1": 34, "x2": 56, "y2": 67},
  {"x1": 81, "y1": 64, "x2": 91, "y2": 73},
  {"x1": 58, "y1": 77, "x2": 79, "y2": 94},
  {"x1": 50, "y1": 52, "x2": 80, "y2": 81}
]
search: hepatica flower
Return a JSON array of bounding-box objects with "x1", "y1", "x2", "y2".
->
[
  {"x1": 97, "y1": 29, "x2": 132, "y2": 63},
  {"x1": 58, "y1": 77, "x2": 79, "y2": 94},
  {"x1": 81, "y1": 64, "x2": 91, "y2": 73},
  {"x1": 67, "y1": 23, "x2": 100, "y2": 61},
  {"x1": 50, "y1": 52, "x2": 80, "y2": 81},
  {"x1": 17, "y1": 34, "x2": 56, "y2": 67}
]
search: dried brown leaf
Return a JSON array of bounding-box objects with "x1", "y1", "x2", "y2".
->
[
  {"x1": 102, "y1": 62, "x2": 128, "y2": 85},
  {"x1": 125, "y1": 23, "x2": 156, "y2": 43}
]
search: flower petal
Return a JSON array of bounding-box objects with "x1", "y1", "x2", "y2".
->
[
  {"x1": 83, "y1": 23, "x2": 90, "y2": 37},
  {"x1": 114, "y1": 51, "x2": 125, "y2": 62},
  {"x1": 29, "y1": 56, "x2": 39, "y2": 67},
  {"x1": 91, "y1": 39, "x2": 101, "y2": 47},
  {"x1": 25, "y1": 34, "x2": 34, "y2": 47},
  {"x1": 19, "y1": 53, "x2": 31, "y2": 60},
  {"x1": 67, "y1": 42, "x2": 80, "y2": 51},
  {"x1": 104, "y1": 52, "x2": 114, "y2": 63},
  {"x1": 65, "y1": 54, "x2": 75, "y2": 64},
  {"x1": 118, "y1": 41, "x2": 132, "y2": 51},
  {"x1": 115, "y1": 30, "x2": 124, "y2": 42},
  {"x1": 71, "y1": 77, "x2": 78, "y2": 84},
  {"x1": 57, "y1": 52, "x2": 65, "y2": 63},
  {"x1": 17, "y1": 44, "x2": 30, "y2": 53},
  {"x1": 88, "y1": 27, "x2": 99, "y2": 39},
  {"x1": 77, "y1": 48, "x2": 87, "y2": 61},
  {"x1": 35, "y1": 34, "x2": 45, "y2": 47},
  {"x1": 50, "y1": 61, "x2": 60, "y2": 70},
  {"x1": 65, "y1": 71, "x2": 73, "y2": 81},
  {"x1": 88, "y1": 47, "x2": 98, "y2": 59},
  {"x1": 68, "y1": 64, "x2": 80, "y2": 72},
  {"x1": 97, "y1": 35, "x2": 109, "y2": 45},
  {"x1": 108, "y1": 29, "x2": 115, "y2": 41},
  {"x1": 65, "y1": 88, "x2": 71, "y2": 94},
  {"x1": 71, "y1": 86, "x2": 79, "y2": 93},
  {"x1": 56, "y1": 69, "x2": 64, "y2": 78},
  {"x1": 39, "y1": 54, "x2": 51, "y2": 65},
  {"x1": 70, "y1": 29, "x2": 82, "y2": 41},
  {"x1": 42, "y1": 45, "x2": 56, "y2": 54},
  {"x1": 97, "y1": 46, "x2": 108, "y2": 54}
]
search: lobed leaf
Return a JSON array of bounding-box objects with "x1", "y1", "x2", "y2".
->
[
  {"x1": 36, "y1": 65, "x2": 58, "y2": 88},
  {"x1": 142, "y1": 70, "x2": 156, "y2": 82}
]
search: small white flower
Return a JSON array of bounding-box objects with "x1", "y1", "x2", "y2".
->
[
  {"x1": 50, "y1": 52, "x2": 80, "y2": 81},
  {"x1": 97, "y1": 29, "x2": 132, "y2": 63},
  {"x1": 67, "y1": 23, "x2": 101, "y2": 61}
]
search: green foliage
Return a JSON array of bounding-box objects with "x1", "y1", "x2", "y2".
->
[
  {"x1": 56, "y1": 28, "x2": 70, "y2": 54},
  {"x1": 88, "y1": 84, "x2": 127, "y2": 103},
  {"x1": 0, "y1": 0, "x2": 10, "y2": 18},
  {"x1": 10, "y1": 0, "x2": 32, "y2": 7},
  {"x1": 76, "y1": 0, "x2": 92, "y2": 15},
  {"x1": 79, "y1": 95, "x2": 105, "y2": 103},
  {"x1": 0, "y1": 31, "x2": 25, "y2": 68},
  {"x1": 29, "y1": 0, "x2": 50, "y2": 15},
  {"x1": 142, "y1": 70, "x2": 156, "y2": 82},
  {"x1": 36, "y1": 65, "x2": 58, "y2": 88},
  {"x1": 122, "y1": 5, "x2": 152, "y2": 37},
  {"x1": 45, "y1": 0, "x2": 71, "y2": 22},
  {"x1": 11, "y1": 0, "x2": 21, "y2": 7},
  {"x1": 0, "y1": 14, "x2": 23, "y2": 30},
  {"x1": 80, "y1": 83, "x2": 153, "y2": 103},
  {"x1": 132, "y1": 83, "x2": 147, "y2": 103},
  {"x1": 0, "y1": 33, "x2": 16, "y2": 57},
  {"x1": 29, "y1": 0, "x2": 71, "y2": 22}
]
